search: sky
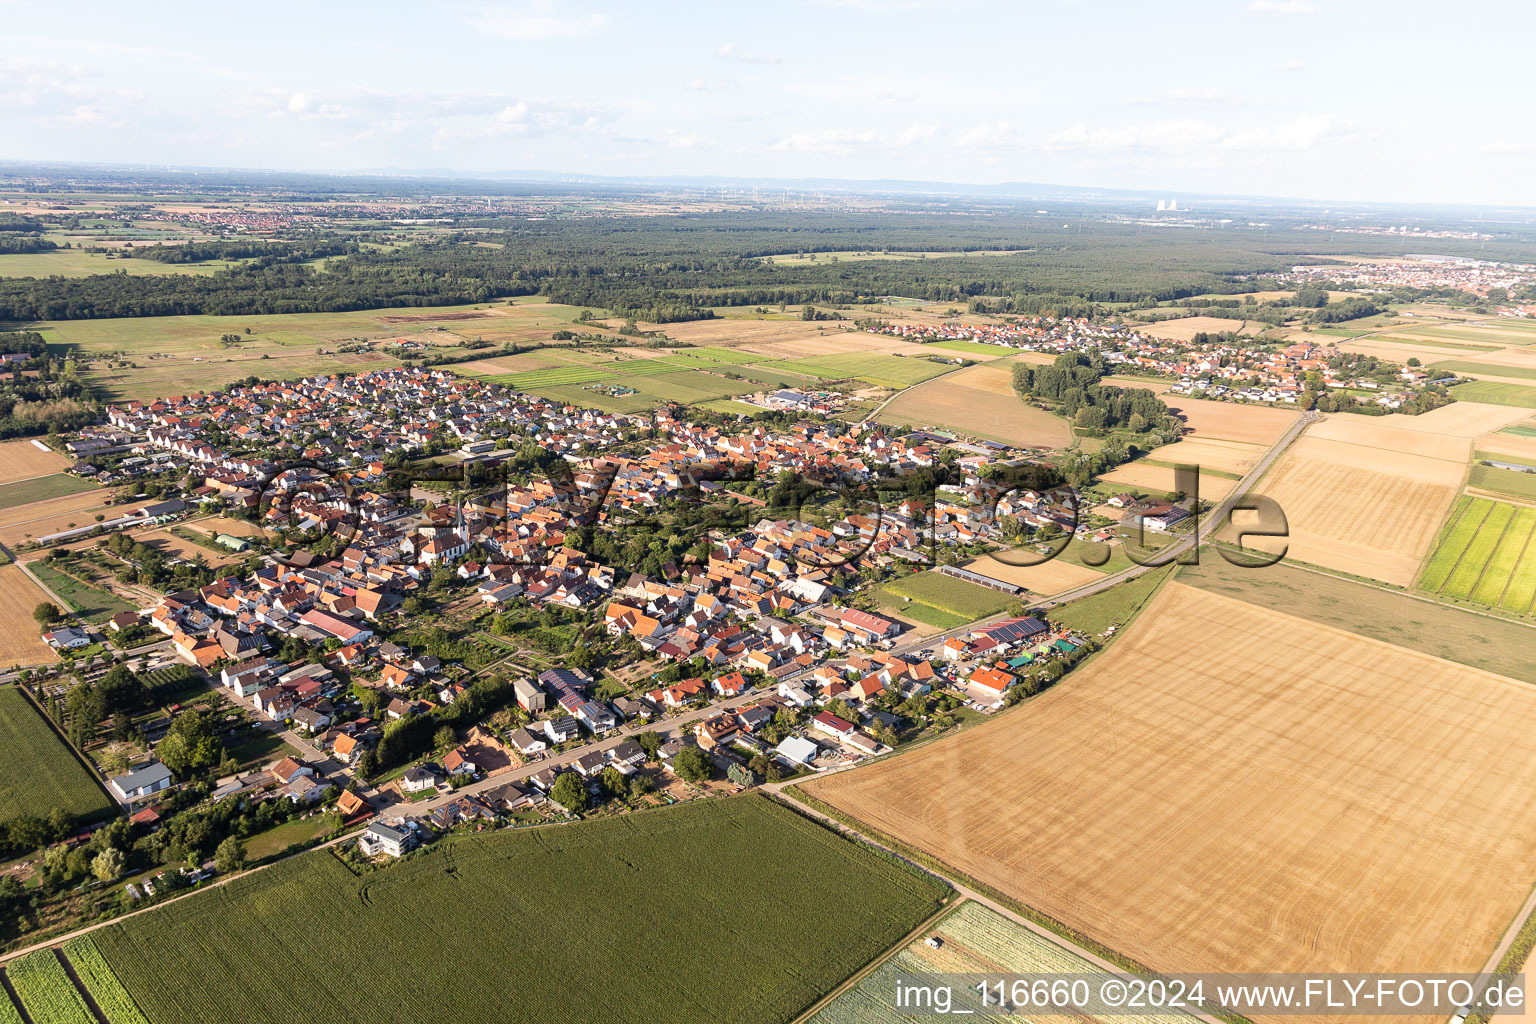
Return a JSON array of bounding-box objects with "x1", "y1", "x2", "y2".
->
[{"x1": 3, "y1": 0, "x2": 1533, "y2": 207}]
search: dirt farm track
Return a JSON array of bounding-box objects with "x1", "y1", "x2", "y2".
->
[{"x1": 803, "y1": 583, "x2": 1536, "y2": 1024}]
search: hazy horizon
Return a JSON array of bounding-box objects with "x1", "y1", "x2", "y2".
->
[{"x1": 4, "y1": 0, "x2": 1533, "y2": 207}]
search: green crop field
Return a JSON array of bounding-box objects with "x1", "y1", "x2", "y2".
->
[
  {"x1": 0, "y1": 475, "x2": 99, "y2": 511},
  {"x1": 811, "y1": 901, "x2": 1193, "y2": 1024},
  {"x1": 1469, "y1": 464, "x2": 1536, "y2": 500},
  {"x1": 1417, "y1": 496, "x2": 1536, "y2": 613},
  {"x1": 1449, "y1": 381, "x2": 1536, "y2": 408},
  {"x1": 5, "y1": 949, "x2": 95, "y2": 1024},
  {"x1": 1048, "y1": 565, "x2": 1174, "y2": 634},
  {"x1": 879, "y1": 571, "x2": 1015, "y2": 622},
  {"x1": 756, "y1": 353, "x2": 952, "y2": 389},
  {"x1": 871, "y1": 588, "x2": 969, "y2": 630},
  {"x1": 61, "y1": 939, "x2": 151, "y2": 1024},
  {"x1": 26, "y1": 563, "x2": 134, "y2": 622},
  {"x1": 84, "y1": 796, "x2": 949, "y2": 1024},
  {"x1": 0, "y1": 686, "x2": 114, "y2": 822}
]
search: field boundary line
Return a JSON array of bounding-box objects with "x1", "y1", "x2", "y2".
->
[
  {"x1": 1465, "y1": 486, "x2": 1536, "y2": 509},
  {"x1": 0, "y1": 968, "x2": 34, "y2": 1024},
  {"x1": 1465, "y1": 507, "x2": 1517, "y2": 605},
  {"x1": 1494, "y1": 514, "x2": 1536, "y2": 610},
  {"x1": 788, "y1": 898, "x2": 962, "y2": 1024},
  {"x1": 51, "y1": 949, "x2": 105, "y2": 1024},
  {"x1": 1432, "y1": 500, "x2": 1492, "y2": 595},
  {"x1": 773, "y1": 788, "x2": 1241, "y2": 1024}
]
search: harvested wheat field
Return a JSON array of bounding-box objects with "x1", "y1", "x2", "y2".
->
[
  {"x1": 1305, "y1": 415, "x2": 1473, "y2": 461},
  {"x1": 0, "y1": 440, "x2": 70, "y2": 485},
  {"x1": 0, "y1": 491, "x2": 119, "y2": 546},
  {"x1": 1233, "y1": 429, "x2": 1465, "y2": 585},
  {"x1": 961, "y1": 553, "x2": 1103, "y2": 595},
  {"x1": 1159, "y1": 397, "x2": 1296, "y2": 444},
  {"x1": 0, "y1": 565, "x2": 58, "y2": 665},
  {"x1": 1374, "y1": 401, "x2": 1532, "y2": 438},
  {"x1": 1480, "y1": 430, "x2": 1536, "y2": 461},
  {"x1": 1097, "y1": 463, "x2": 1235, "y2": 500},
  {"x1": 803, "y1": 583, "x2": 1536, "y2": 1024},
  {"x1": 1139, "y1": 316, "x2": 1265, "y2": 342},
  {"x1": 1145, "y1": 436, "x2": 1265, "y2": 476},
  {"x1": 1443, "y1": 347, "x2": 1536, "y2": 371},
  {"x1": 1339, "y1": 339, "x2": 1476, "y2": 365},
  {"x1": 877, "y1": 362, "x2": 1072, "y2": 448}
]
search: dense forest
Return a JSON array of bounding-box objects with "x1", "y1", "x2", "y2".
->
[{"x1": 6, "y1": 211, "x2": 1536, "y2": 323}]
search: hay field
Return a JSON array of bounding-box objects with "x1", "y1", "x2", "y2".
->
[
  {"x1": 1233, "y1": 423, "x2": 1467, "y2": 585},
  {"x1": 0, "y1": 440, "x2": 69, "y2": 485},
  {"x1": 1144, "y1": 436, "x2": 1264, "y2": 476},
  {"x1": 1138, "y1": 316, "x2": 1265, "y2": 342},
  {"x1": 1159, "y1": 397, "x2": 1296, "y2": 444},
  {"x1": 1097, "y1": 463, "x2": 1235, "y2": 500},
  {"x1": 0, "y1": 565, "x2": 59, "y2": 664},
  {"x1": 803, "y1": 583, "x2": 1536, "y2": 1013},
  {"x1": 875, "y1": 361, "x2": 1072, "y2": 448},
  {"x1": 0, "y1": 491, "x2": 120, "y2": 546}
]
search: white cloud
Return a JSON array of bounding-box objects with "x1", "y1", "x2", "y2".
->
[
  {"x1": 1483, "y1": 141, "x2": 1533, "y2": 155},
  {"x1": 472, "y1": 1, "x2": 608, "y2": 41},
  {"x1": 957, "y1": 120, "x2": 1026, "y2": 148},
  {"x1": 287, "y1": 92, "x2": 311, "y2": 114},
  {"x1": 771, "y1": 129, "x2": 878, "y2": 152},
  {"x1": 895, "y1": 122, "x2": 938, "y2": 146},
  {"x1": 1278, "y1": 59, "x2": 1305, "y2": 71},
  {"x1": 1249, "y1": 0, "x2": 1318, "y2": 12},
  {"x1": 1220, "y1": 114, "x2": 1354, "y2": 150}
]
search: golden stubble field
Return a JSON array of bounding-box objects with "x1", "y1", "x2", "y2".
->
[
  {"x1": 876, "y1": 359, "x2": 1073, "y2": 448},
  {"x1": 803, "y1": 583, "x2": 1536, "y2": 1023},
  {"x1": 1159, "y1": 397, "x2": 1297, "y2": 444},
  {"x1": 0, "y1": 491, "x2": 121, "y2": 547},
  {"x1": 1097, "y1": 463, "x2": 1236, "y2": 500},
  {"x1": 0, "y1": 565, "x2": 58, "y2": 665},
  {"x1": 1228, "y1": 416, "x2": 1470, "y2": 585},
  {"x1": 1138, "y1": 316, "x2": 1268, "y2": 342},
  {"x1": 0, "y1": 440, "x2": 70, "y2": 485},
  {"x1": 961, "y1": 553, "x2": 1104, "y2": 595}
]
